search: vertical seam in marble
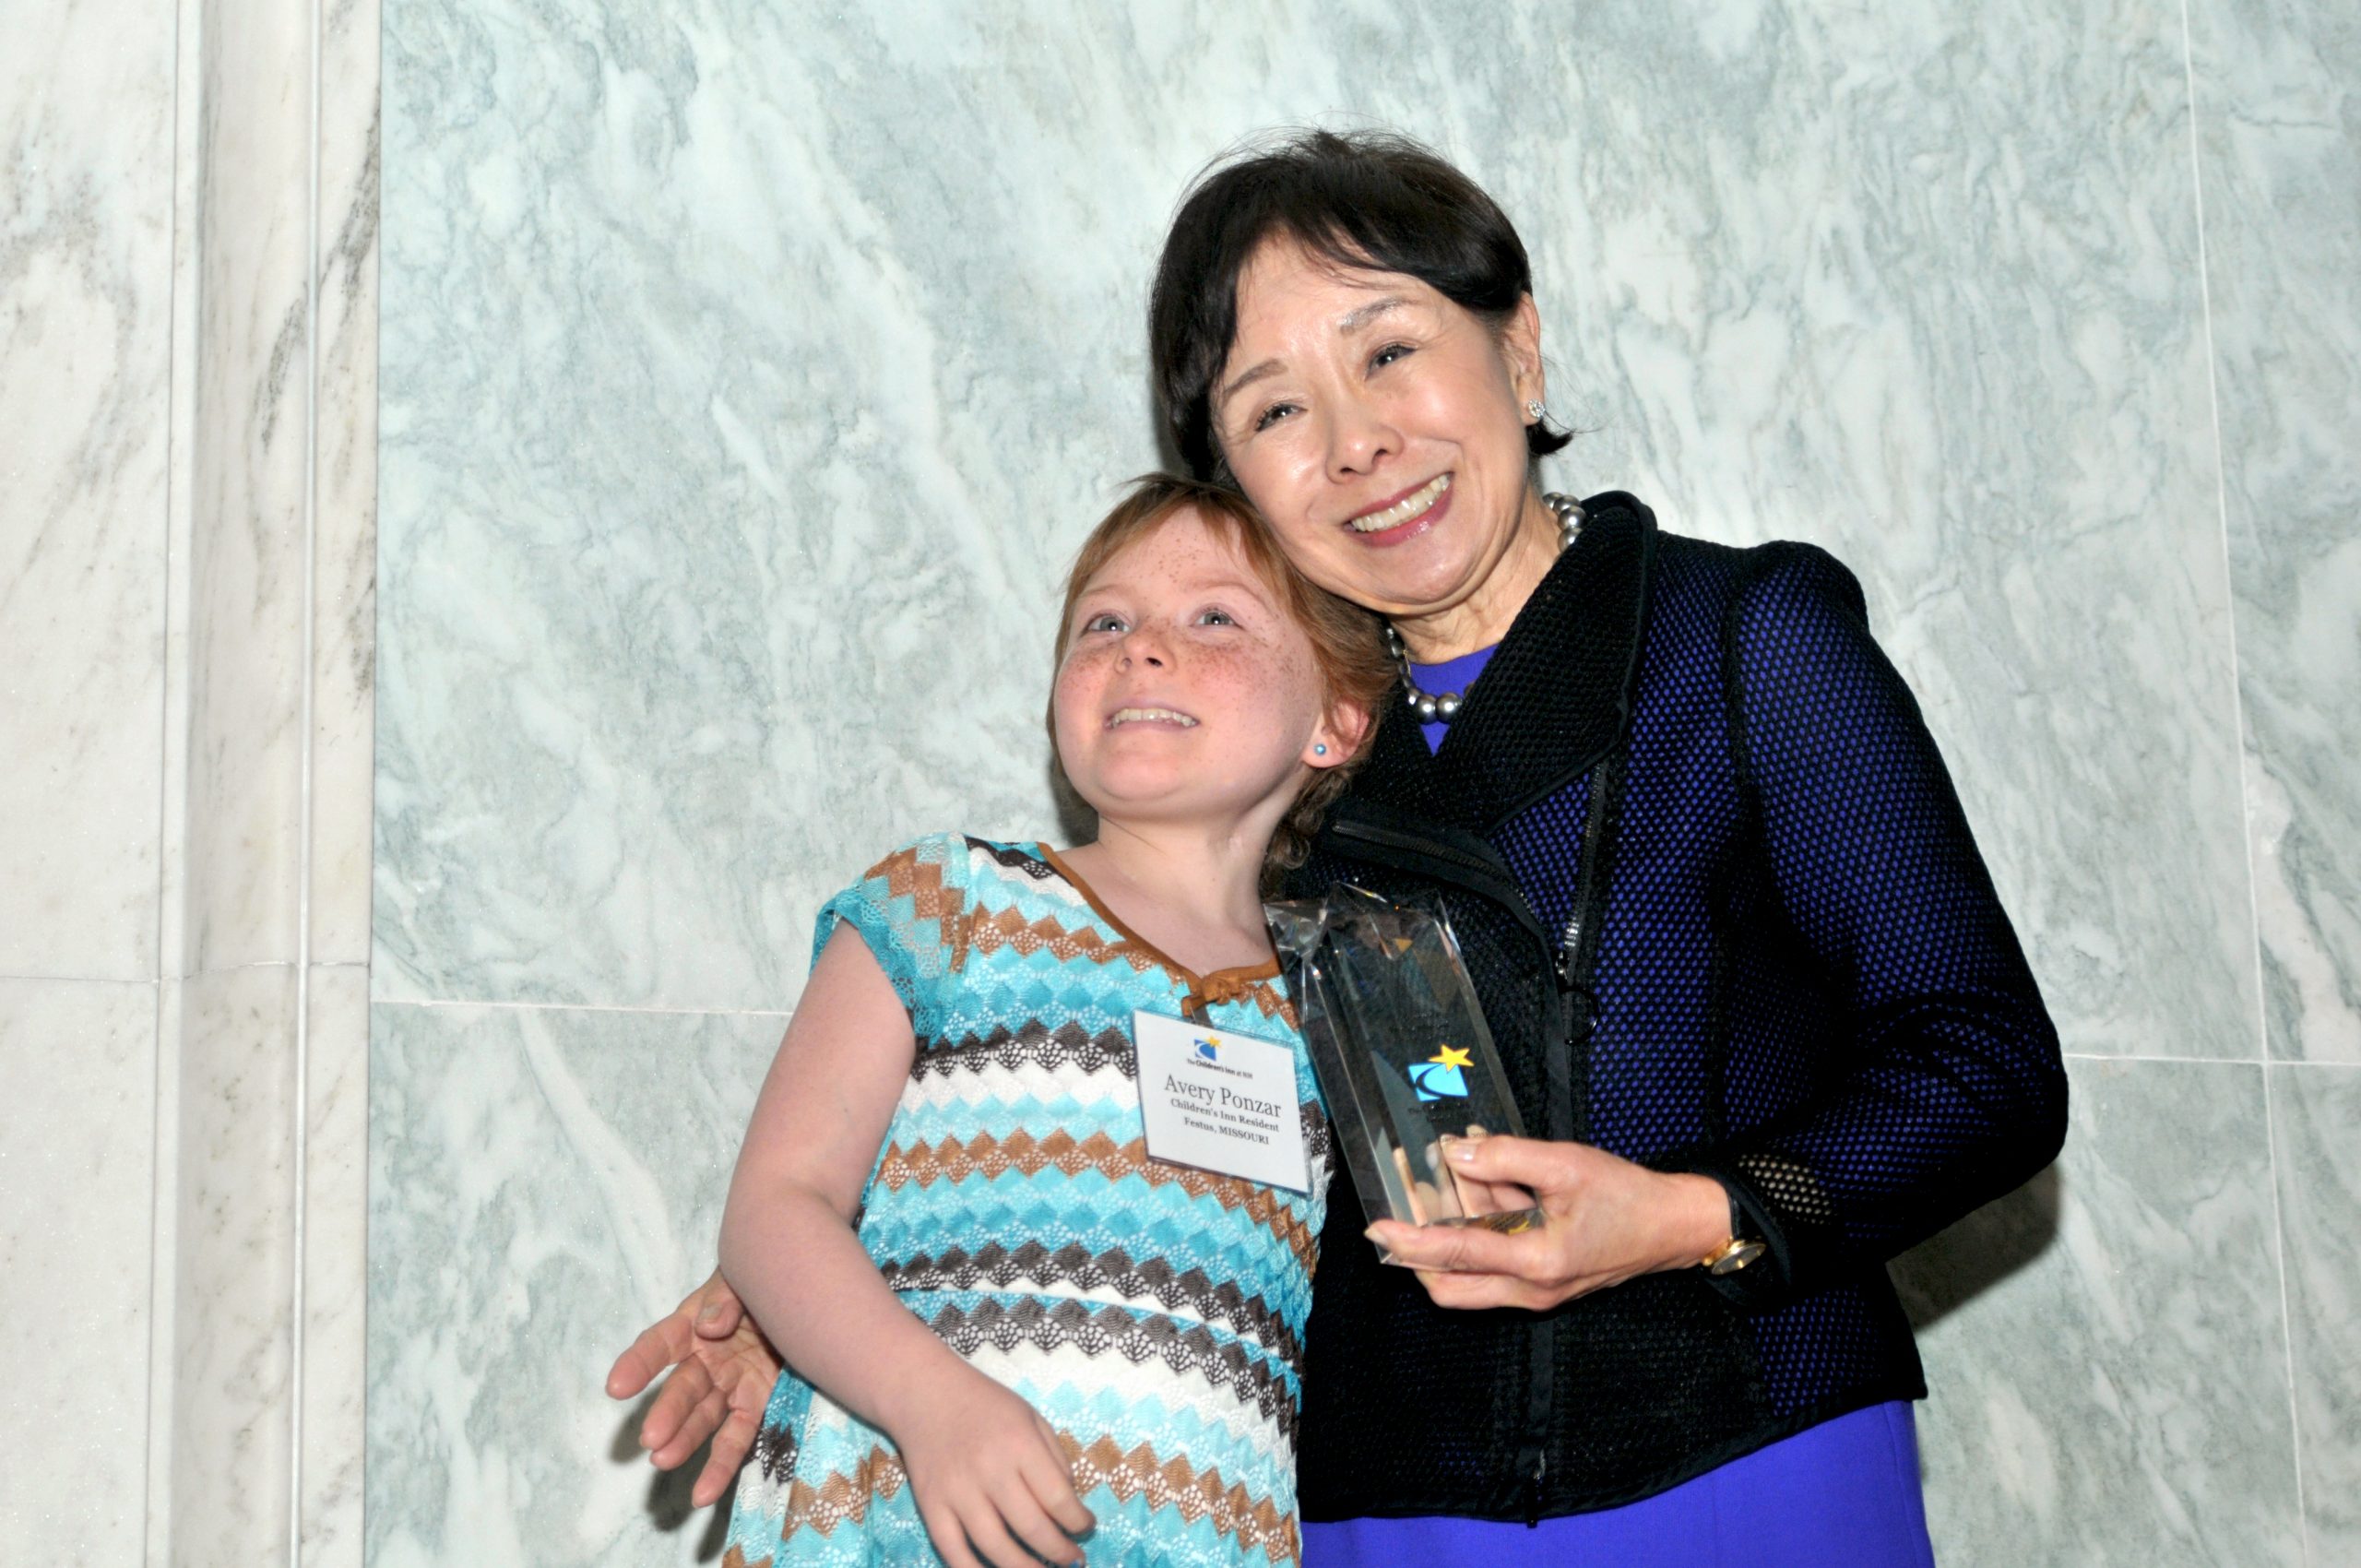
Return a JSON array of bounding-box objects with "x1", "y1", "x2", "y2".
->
[
  {"x1": 2262, "y1": 1063, "x2": 2313, "y2": 1567},
  {"x1": 146, "y1": 2, "x2": 191, "y2": 1558},
  {"x1": 2181, "y1": 6, "x2": 2308, "y2": 1555},
  {"x1": 289, "y1": 0, "x2": 324, "y2": 1557},
  {"x1": 2177, "y1": 0, "x2": 2270, "y2": 1057}
]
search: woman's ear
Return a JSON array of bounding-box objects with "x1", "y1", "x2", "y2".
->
[
  {"x1": 1501, "y1": 293, "x2": 1545, "y2": 410},
  {"x1": 1308, "y1": 700, "x2": 1375, "y2": 770}
]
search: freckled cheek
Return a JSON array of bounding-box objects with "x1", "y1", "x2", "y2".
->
[
  {"x1": 1050, "y1": 655, "x2": 1106, "y2": 746},
  {"x1": 1195, "y1": 643, "x2": 1323, "y2": 730}
]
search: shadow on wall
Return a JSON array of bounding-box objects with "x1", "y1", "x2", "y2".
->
[
  {"x1": 1892, "y1": 1164, "x2": 2065, "y2": 1334},
  {"x1": 610, "y1": 1398, "x2": 735, "y2": 1562}
]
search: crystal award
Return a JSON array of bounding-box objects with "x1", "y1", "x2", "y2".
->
[{"x1": 1265, "y1": 883, "x2": 1544, "y2": 1238}]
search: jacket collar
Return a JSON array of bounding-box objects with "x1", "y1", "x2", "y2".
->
[{"x1": 1345, "y1": 491, "x2": 1658, "y2": 835}]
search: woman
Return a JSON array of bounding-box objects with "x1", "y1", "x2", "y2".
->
[{"x1": 611, "y1": 130, "x2": 2065, "y2": 1563}]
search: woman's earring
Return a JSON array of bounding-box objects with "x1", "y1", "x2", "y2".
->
[
  {"x1": 1314, "y1": 743, "x2": 1329, "y2": 756},
  {"x1": 1525, "y1": 399, "x2": 1548, "y2": 422}
]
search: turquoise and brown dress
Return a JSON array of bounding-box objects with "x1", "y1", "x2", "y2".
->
[{"x1": 723, "y1": 833, "x2": 1330, "y2": 1568}]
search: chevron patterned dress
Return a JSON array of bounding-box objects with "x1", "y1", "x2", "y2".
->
[{"x1": 722, "y1": 833, "x2": 1330, "y2": 1568}]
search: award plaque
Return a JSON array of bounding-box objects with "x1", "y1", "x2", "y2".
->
[{"x1": 1266, "y1": 883, "x2": 1543, "y2": 1239}]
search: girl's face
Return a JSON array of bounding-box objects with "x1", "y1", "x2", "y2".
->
[
  {"x1": 1053, "y1": 508, "x2": 1357, "y2": 834},
  {"x1": 1209, "y1": 240, "x2": 1548, "y2": 625}
]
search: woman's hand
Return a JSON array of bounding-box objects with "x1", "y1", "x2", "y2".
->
[
  {"x1": 889, "y1": 1365, "x2": 1095, "y2": 1568},
  {"x1": 1367, "y1": 1136, "x2": 1731, "y2": 1312},
  {"x1": 604, "y1": 1270, "x2": 782, "y2": 1506}
]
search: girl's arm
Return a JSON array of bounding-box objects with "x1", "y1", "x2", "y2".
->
[{"x1": 718, "y1": 924, "x2": 1093, "y2": 1568}]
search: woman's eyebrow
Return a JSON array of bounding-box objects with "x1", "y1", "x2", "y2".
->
[
  {"x1": 1336, "y1": 295, "x2": 1409, "y2": 333},
  {"x1": 1218, "y1": 295, "x2": 1413, "y2": 407},
  {"x1": 1218, "y1": 359, "x2": 1282, "y2": 407}
]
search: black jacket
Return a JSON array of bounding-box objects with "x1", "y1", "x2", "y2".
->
[{"x1": 1288, "y1": 493, "x2": 2067, "y2": 1521}]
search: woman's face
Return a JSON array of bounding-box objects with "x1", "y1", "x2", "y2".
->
[{"x1": 1211, "y1": 240, "x2": 1548, "y2": 631}]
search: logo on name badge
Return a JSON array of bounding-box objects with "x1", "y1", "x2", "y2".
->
[
  {"x1": 1409, "y1": 1045, "x2": 1475, "y2": 1102},
  {"x1": 1193, "y1": 1036, "x2": 1222, "y2": 1063}
]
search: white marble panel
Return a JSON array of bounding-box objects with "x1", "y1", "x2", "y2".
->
[
  {"x1": 0, "y1": 979, "x2": 157, "y2": 1563},
  {"x1": 376, "y1": 0, "x2": 2255, "y2": 1063},
  {"x1": 172, "y1": 964, "x2": 301, "y2": 1568},
  {"x1": 0, "y1": 1, "x2": 174, "y2": 981},
  {"x1": 2192, "y1": 0, "x2": 2361, "y2": 1063},
  {"x1": 2271, "y1": 1063, "x2": 2361, "y2": 1562},
  {"x1": 303, "y1": 965, "x2": 372, "y2": 1568},
  {"x1": 1895, "y1": 1057, "x2": 2300, "y2": 1564},
  {"x1": 181, "y1": 0, "x2": 314, "y2": 975},
  {"x1": 366, "y1": 1000, "x2": 780, "y2": 1566},
  {"x1": 312, "y1": 0, "x2": 383, "y2": 970}
]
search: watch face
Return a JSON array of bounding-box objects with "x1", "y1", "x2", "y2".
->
[{"x1": 1709, "y1": 1239, "x2": 1767, "y2": 1277}]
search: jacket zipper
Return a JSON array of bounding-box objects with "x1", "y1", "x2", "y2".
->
[
  {"x1": 1323, "y1": 817, "x2": 1550, "y2": 952},
  {"x1": 1324, "y1": 766, "x2": 1623, "y2": 1526}
]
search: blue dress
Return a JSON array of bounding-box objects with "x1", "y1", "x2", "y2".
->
[{"x1": 723, "y1": 834, "x2": 1329, "y2": 1568}]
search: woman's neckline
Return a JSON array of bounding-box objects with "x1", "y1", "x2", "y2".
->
[{"x1": 1032, "y1": 842, "x2": 1280, "y2": 1010}]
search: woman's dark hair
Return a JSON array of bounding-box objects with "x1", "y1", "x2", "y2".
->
[{"x1": 1150, "y1": 128, "x2": 1573, "y2": 483}]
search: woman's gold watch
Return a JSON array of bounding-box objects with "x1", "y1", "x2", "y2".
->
[{"x1": 1700, "y1": 1185, "x2": 1766, "y2": 1276}]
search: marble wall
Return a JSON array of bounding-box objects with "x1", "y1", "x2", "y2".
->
[
  {"x1": 1, "y1": 0, "x2": 378, "y2": 1562},
  {"x1": 360, "y1": 2, "x2": 2356, "y2": 1565}
]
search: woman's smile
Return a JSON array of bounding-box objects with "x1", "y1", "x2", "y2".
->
[{"x1": 1344, "y1": 472, "x2": 1453, "y2": 543}]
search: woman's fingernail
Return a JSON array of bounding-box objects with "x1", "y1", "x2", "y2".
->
[
  {"x1": 696, "y1": 1305, "x2": 722, "y2": 1325},
  {"x1": 1448, "y1": 1142, "x2": 1478, "y2": 1163}
]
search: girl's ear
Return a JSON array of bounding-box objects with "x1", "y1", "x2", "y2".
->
[{"x1": 1307, "y1": 700, "x2": 1374, "y2": 770}]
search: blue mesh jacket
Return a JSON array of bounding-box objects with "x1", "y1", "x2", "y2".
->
[{"x1": 1287, "y1": 492, "x2": 2067, "y2": 1522}]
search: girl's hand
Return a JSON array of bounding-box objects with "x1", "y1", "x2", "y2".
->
[
  {"x1": 891, "y1": 1366, "x2": 1094, "y2": 1568},
  {"x1": 1366, "y1": 1135, "x2": 1730, "y2": 1312}
]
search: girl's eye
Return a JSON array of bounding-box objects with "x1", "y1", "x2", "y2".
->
[
  {"x1": 1197, "y1": 609, "x2": 1236, "y2": 627},
  {"x1": 1252, "y1": 401, "x2": 1299, "y2": 434},
  {"x1": 1082, "y1": 612, "x2": 1126, "y2": 635},
  {"x1": 1370, "y1": 341, "x2": 1413, "y2": 371}
]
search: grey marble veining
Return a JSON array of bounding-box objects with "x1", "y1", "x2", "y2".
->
[
  {"x1": 2192, "y1": 0, "x2": 2361, "y2": 1064},
  {"x1": 1499, "y1": 2, "x2": 2256, "y2": 1062},
  {"x1": 179, "y1": 0, "x2": 318, "y2": 976},
  {"x1": 0, "y1": 1, "x2": 175, "y2": 981},
  {"x1": 304, "y1": 965, "x2": 373, "y2": 1568},
  {"x1": 2271, "y1": 1063, "x2": 2361, "y2": 1561},
  {"x1": 366, "y1": 1000, "x2": 780, "y2": 1566},
  {"x1": 0, "y1": 979, "x2": 158, "y2": 1563},
  {"x1": 377, "y1": 0, "x2": 2257, "y2": 1067},
  {"x1": 311, "y1": 0, "x2": 385, "y2": 974},
  {"x1": 171, "y1": 963, "x2": 302, "y2": 1568},
  {"x1": 1896, "y1": 1057, "x2": 2301, "y2": 1565}
]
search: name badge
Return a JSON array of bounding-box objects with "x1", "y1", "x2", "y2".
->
[{"x1": 1133, "y1": 1010, "x2": 1311, "y2": 1194}]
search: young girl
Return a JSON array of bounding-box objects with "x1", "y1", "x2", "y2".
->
[{"x1": 717, "y1": 476, "x2": 1394, "y2": 1568}]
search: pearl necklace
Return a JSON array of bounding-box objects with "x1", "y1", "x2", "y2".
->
[{"x1": 1385, "y1": 493, "x2": 1584, "y2": 725}]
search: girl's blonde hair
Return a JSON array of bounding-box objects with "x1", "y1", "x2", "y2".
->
[{"x1": 1048, "y1": 474, "x2": 1395, "y2": 888}]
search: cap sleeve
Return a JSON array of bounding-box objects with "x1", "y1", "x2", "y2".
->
[{"x1": 810, "y1": 832, "x2": 974, "y2": 1039}]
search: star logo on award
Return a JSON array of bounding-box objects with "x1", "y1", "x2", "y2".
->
[
  {"x1": 1193, "y1": 1036, "x2": 1222, "y2": 1063},
  {"x1": 1410, "y1": 1045, "x2": 1474, "y2": 1102}
]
